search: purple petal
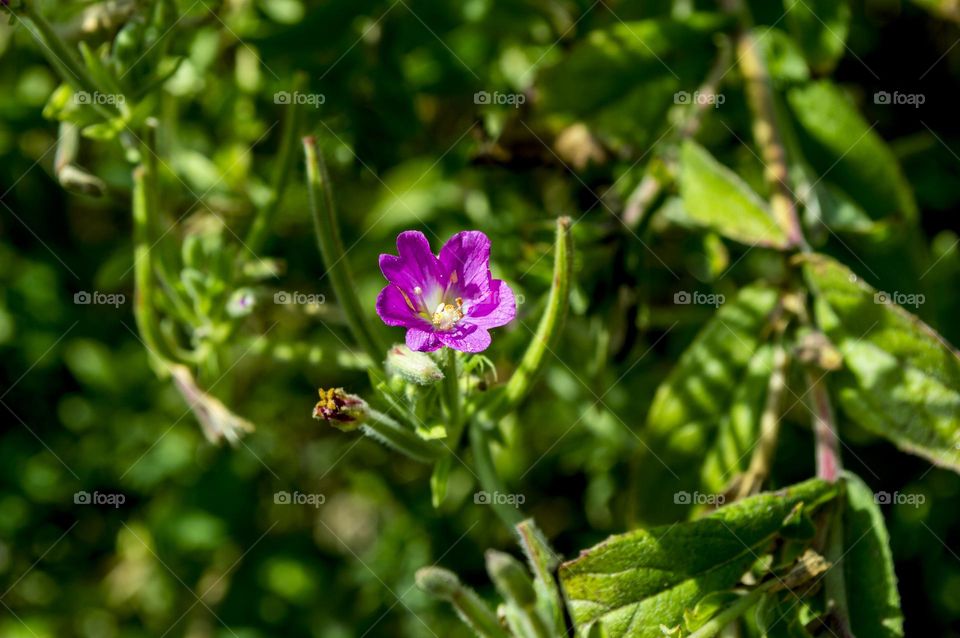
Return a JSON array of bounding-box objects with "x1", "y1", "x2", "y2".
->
[
  {"x1": 465, "y1": 279, "x2": 516, "y2": 329},
  {"x1": 438, "y1": 325, "x2": 491, "y2": 353},
  {"x1": 439, "y1": 231, "x2": 492, "y2": 300},
  {"x1": 376, "y1": 285, "x2": 430, "y2": 328},
  {"x1": 406, "y1": 327, "x2": 442, "y2": 352},
  {"x1": 379, "y1": 231, "x2": 445, "y2": 301}
]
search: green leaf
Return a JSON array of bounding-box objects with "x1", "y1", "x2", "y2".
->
[
  {"x1": 803, "y1": 253, "x2": 960, "y2": 471},
  {"x1": 787, "y1": 81, "x2": 917, "y2": 221},
  {"x1": 701, "y1": 344, "x2": 775, "y2": 493},
  {"x1": 841, "y1": 472, "x2": 904, "y2": 637},
  {"x1": 647, "y1": 284, "x2": 780, "y2": 465},
  {"x1": 559, "y1": 478, "x2": 838, "y2": 638},
  {"x1": 784, "y1": 0, "x2": 851, "y2": 74},
  {"x1": 756, "y1": 28, "x2": 810, "y2": 84},
  {"x1": 679, "y1": 141, "x2": 789, "y2": 249}
]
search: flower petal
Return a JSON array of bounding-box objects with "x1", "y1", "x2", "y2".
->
[
  {"x1": 406, "y1": 327, "x2": 442, "y2": 352},
  {"x1": 437, "y1": 325, "x2": 491, "y2": 353},
  {"x1": 439, "y1": 230, "x2": 492, "y2": 299},
  {"x1": 465, "y1": 279, "x2": 516, "y2": 329},
  {"x1": 379, "y1": 231, "x2": 445, "y2": 302},
  {"x1": 376, "y1": 285, "x2": 429, "y2": 328}
]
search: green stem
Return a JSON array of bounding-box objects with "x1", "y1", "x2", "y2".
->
[
  {"x1": 132, "y1": 131, "x2": 173, "y2": 369},
  {"x1": 362, "y1": 409, "x2": 442, "y2": 463},
  {"x1": 479, "y1": 217, "x2": 573, "y2": 423},
  {"x1": 303, "y1": 136, "x2": 386, "y2": 364},
  {"x1": 470, "y1": 423, "x2": 524, "y2": 527},
  {"x1": 442, "y1": 347, "x2": 462, "y2": 432},
  {"x1": 246, "y1": 72, "x2": 306, "y2": 253}
]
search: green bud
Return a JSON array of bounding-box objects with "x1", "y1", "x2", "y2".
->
[
  {"x1": 385, "y1": 344, "x2": 444, "y2": 385},
  {"x1": 415, "y1": 567, "x2": 461, "y2": 600},
  {"x1": 485, "y1": 550, "x2": 536, "y2": 607}
]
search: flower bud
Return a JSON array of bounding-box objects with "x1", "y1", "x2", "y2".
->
[
  {"x1": 313, "y1": 388, "x2": 367, "y2": 431},
  {"x1": 385, "y1": 344, "x2": 444, "y2": 385},
  {"x1": 485, "y1": 550, "x2": 536, "y2": 607},
  {"x1": 415, "y1": 567, "x2": 461, "y2": 600}
]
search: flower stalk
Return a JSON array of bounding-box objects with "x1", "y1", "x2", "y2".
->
[
  {"x1": 416, "y1": 567, "x2": 510, "y2": 638},
  {"x1": 480, "y1": 217, "x2": 573, "y2": 423},
  {"x1": 470, "y1": 423, "x2": 523, "y2": 527},
  {"x1": 303, "y1": 136, "x2": 386, "y2": 363}
]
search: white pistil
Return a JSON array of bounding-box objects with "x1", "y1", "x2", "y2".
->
[{"x1": 431, "y1": 298, "x2": 464, "y2": 331}]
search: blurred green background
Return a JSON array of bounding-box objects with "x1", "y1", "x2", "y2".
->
[{"x1": 1, "y1": 0, "x2": 960, "y2": 636}]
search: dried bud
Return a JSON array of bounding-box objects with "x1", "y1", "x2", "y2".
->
[
  {"x1": 385, "y1": 344, "x2": 444, "y2": 385},
  {"x1": 313, "y1": 388, "x2": 367, "y2": 431}
]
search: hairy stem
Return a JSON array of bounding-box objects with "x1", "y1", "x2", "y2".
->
[
  {"x1": 362, "y1": 409, "x2": 442, "y2": 463},
  {"x1": 809, "y1": 372, "x2": 841, "y2": 482},
  {"x1": 737, "y1": 30, "x2": 805, "y2": 248}
]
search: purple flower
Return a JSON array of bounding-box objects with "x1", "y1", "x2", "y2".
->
[{"x1": 376, "y1": 230, "x2": 516, "y2": 353}]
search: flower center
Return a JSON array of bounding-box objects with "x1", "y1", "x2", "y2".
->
[{"x1": 431, "y1": 297, "x2": 464, "y2": 331}]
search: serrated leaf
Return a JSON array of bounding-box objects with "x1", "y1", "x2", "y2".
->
[
  {"x1": 841, "y1": 472, "x2": 904, "y2": 637},
  {"x1": 803, "y1": 253, "x2": 960, "y2": 470},
  {"x1": 679, "y1": 141, "x2": 789, "y2": 249},
  {"x1": 788, "y1": 81, "x2": 917, "y2": 221},
  {"x1": 559, "y1": 479, "x2": 838, "y2": 638},
  {"x1": 784, "y1": 0, "x2": 851, "y2": 74},
  {"x1": 647, "y1": 284, "x2": 780, "y2": 463}
]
